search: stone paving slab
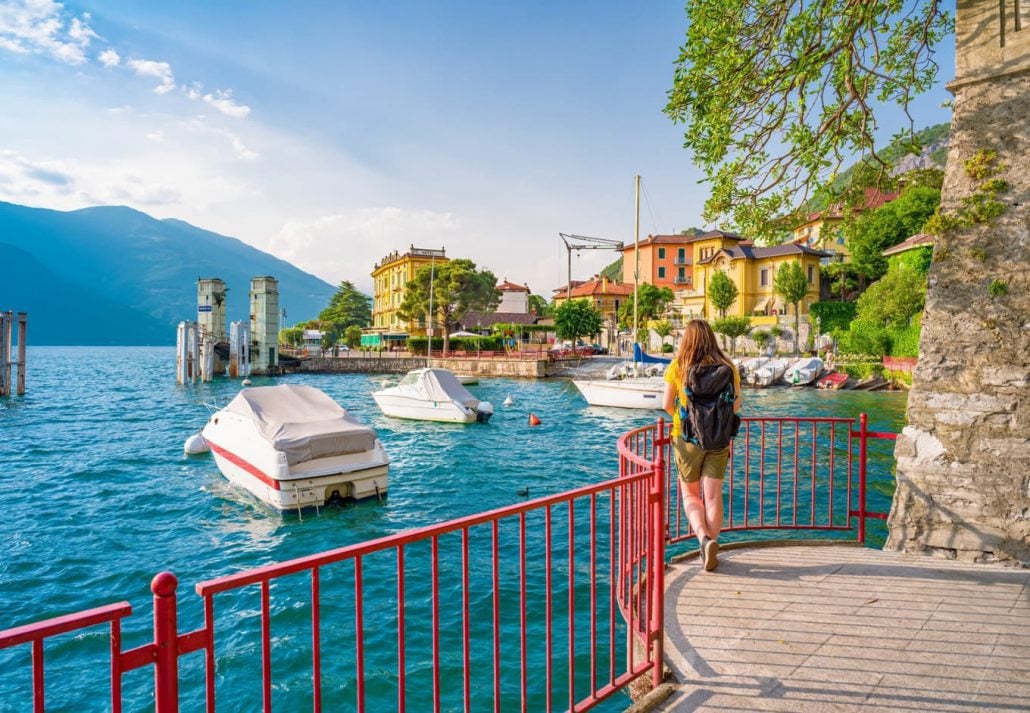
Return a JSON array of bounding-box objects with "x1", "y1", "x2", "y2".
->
[{"x1": 658, "y1": 544, "x2": 1030, "y2": 712}]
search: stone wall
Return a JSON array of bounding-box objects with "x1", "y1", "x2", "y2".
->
[
  {"x1": 429, "y1": 357, "x2": 547, "y2": 378},
  {"x1": 887, "y1": 4, "x2": 1029, "y2": 565},
  {"x1": 295, "y1": 357, "x2": 427, "y2": 374}
]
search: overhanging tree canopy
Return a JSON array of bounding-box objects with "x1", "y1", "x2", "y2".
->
[{"x1": 666, "y1": 0, "x2": 953, "y2": 239}]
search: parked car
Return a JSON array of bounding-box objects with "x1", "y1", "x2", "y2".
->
[{"x1": 590, "y1": 343, "x2": 609, "y2": 355}]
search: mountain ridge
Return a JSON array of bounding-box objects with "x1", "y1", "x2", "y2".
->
[{"x1": 0, "y1": 201, "x2": 337, "y2": 345}]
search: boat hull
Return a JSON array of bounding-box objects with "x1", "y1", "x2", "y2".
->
[
  {"x1": 573, "y1": 379, "x2": 664, "y2": 409},
  {"x1": 202, "y1": 410, "x2": 389, "y2": 512},
  {"x1": 372, "y1": 392, "x2": 477, "y2": 423}
]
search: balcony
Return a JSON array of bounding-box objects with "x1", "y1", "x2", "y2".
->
[
  {"x1": 673, "y1": 276, "x2": 692, "y2": 285},
  {"x1": 673, "y1": 257, "x2": 692, "y2": 265}
]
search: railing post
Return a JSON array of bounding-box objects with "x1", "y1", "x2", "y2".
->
[
  {"x1": 858, "y1": 413, "x2": 868, "y2": 545},
  {"x1": 650, "y1": 418, "x2": 666, "y2": 689},
  {"x1": 152, "y1": 572, "x2": 180, "y2": 713}
]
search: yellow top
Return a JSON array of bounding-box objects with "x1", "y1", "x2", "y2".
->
[{"x1": 664, "y1": 359, "x2": 741, "y2": 437}]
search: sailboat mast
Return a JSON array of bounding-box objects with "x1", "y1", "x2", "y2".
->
[{"x1": 633, "y1": 174, "x2": 640, "y2": 346}]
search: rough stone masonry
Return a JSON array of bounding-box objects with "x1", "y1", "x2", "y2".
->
[{"x1": 887, "y1": 1, "x2": 1030, "y2": 564}]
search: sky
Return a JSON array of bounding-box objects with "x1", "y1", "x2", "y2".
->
[{"x1": 0, "y1": 0, "x2": 956, "y2": 298}]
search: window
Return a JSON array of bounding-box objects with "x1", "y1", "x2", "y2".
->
[
  {"x1": 808, "y1": 265, "x2": 815, "y2": 284},
  {"x1": 760, "y1": 268, "x2": 769, "y2": 287},
  {"x1": 658, "y1": 247, "x2": 665, "y2": 259},
  {"x1": 658, "y1": 266, "x2": 666, "y2": 278},
  {"x1": 678, "y1": 247, "x2": 685, "y2": 260}
]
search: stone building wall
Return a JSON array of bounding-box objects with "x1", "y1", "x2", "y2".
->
[{"x1": 887, "y1": 2, "x2": 1030, "y2": 564}]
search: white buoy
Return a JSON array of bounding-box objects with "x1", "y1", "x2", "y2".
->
[
  {"x1": 242, "y1": 378, "x2": 252, "y2": 386},
  {"x1": 503, "y1": 394, "x2": 514, "y2": 407},
  {"x1": 184, "y1": 432, "x2": 209, "y2": 455}
]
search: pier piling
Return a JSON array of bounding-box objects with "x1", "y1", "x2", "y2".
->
[{"x1": 0, "y1": 311, "x2": 27, "y2": 396}]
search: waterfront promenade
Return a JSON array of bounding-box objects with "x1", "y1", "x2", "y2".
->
[{"x1": 654, "y1": 544, "x2": 1030, "y2": 712}]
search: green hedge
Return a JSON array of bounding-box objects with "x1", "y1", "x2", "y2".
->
[
  {"x1": 407, "y1": 336, "x2": 505, "y2": 355},
  {"x1": 839, "y1": 362, "x2": 886, "y2": 380},
  {"x1": 810, "y1": 301, "x2": 857, "y2": 333}
]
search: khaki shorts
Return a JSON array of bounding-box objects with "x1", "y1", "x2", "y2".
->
[{"x1": 672, "y1": 436, "x2": 730, "y2": 483}]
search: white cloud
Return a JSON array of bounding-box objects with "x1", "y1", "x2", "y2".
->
[
  {"x1": 97, "y1": 47, "x2": 119, "y2": 67},
  {"x1": 222, "y1": 131, "x2": 257, "y2": 160},
  {"x1": 202, "y1": 89, "x2": 250, "y2": 118},
  {"x1": 126, "y1": 57, "x2": 175, "y2": 94},
  {"x1": 145, "y1": 129, "x2": 164, "y2": 143},
  {"x1": 0, "y1": 0, "x2": 97, "y2": 65},
  {"x1": 270, "y1": 208, "x2": 462, "y2": 290},
  {"x1": 184, "y1": 81, "x2": 202, "y2": 100}
]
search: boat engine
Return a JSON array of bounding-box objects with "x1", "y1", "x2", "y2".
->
[{"x1": 475, "y1": 401, "x2": 494, "y2": 423}]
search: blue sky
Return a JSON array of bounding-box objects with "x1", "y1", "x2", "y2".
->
[{"x1": 0, "y1": 0, "x2": 955, "y2": 296}]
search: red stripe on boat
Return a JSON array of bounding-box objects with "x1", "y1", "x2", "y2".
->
[{"x1": 205, "y1": 440, "x2": 282, "y2": 491}]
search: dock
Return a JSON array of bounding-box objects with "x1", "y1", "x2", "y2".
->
[
  {"x1": 655, "y1": 544, "x2": 1030, "y2": 712},
  {"x1": 0, "y1": 310, "x2": 27, "y2": 396}
]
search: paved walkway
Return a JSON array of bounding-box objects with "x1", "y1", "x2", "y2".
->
[{"x1": 658, "y1": 544, "x2": 1030, "y2": 712}]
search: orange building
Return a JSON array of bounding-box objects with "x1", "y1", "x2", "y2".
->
[{"x1": 619, "y1": 230, "x2": 747, "y2": 292}]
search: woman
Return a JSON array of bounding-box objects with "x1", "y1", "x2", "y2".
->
[{"x1": 662, "y1": 319, "x2": 742, "y2": 572}]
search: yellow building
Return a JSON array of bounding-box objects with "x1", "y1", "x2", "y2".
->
[
  {"x1": 680, "y1": 238, "x2": 830, "y2": 325},
  {"x1": 792, "y1": 188, "x2": 899, "y2": 262},
  {"x1": 369, "y1": 246, "x2": 448, "y2": 344},
  {"x1": 551, "y1": 276, "x2": 634, "y2": 349}
]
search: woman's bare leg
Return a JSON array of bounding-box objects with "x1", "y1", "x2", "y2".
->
[
  {"x1": 681, "y1": 480, "x2": 710, "y2": 540},
  {"x1": 702, "y1": 476, "x2": 724, "y2": 540}
]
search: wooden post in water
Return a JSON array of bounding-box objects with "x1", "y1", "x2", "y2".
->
[
  {"x1": 0, "y1": 311, "x2": 9, "y2": 397},
  {"x1": 15, "y1": 312, "x2": 26, "y2": 396}
]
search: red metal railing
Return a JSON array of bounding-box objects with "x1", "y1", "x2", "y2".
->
[
  {"x1": 618, "y1": 413, "x2": 897, "y2": 548},
  {"x1": 1, "y1": 413, "x2": 895, "y2": 711},
  {"x1": 0, "y1": 432, "x2": 668, "y2": 712}
]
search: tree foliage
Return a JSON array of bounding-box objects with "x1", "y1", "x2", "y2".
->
[
  {"x1": 854, "y1": 263, "x2": 926, "y2": 329},
  {"x1": 278, "y1": 326, "x2": 303, "y2": 347},
  {"x1": 617, "y1": 283, "x2": 675, "y2": 328},
  {"x1": 712, "y1": 316, "x2": 752, "y2": 355},
  {"x1": 846, "y1": 186, "x2": 940, "y2": 280},
  {"x1": 398, "y1": 258, "x2": 500, "y2": 353},
  {"x1": 707, "y1": 270, "x2": 738, "y2": 318},
  {"x1": 554, "y1": 299, "x2": 604, "y2": 345},
  {"x1": 653, "y1": 320, "x2": 674, "y2": 347},
  {"x1": 809, "y1": 300, "x2": 857, "y2": 334},
  {"x1": 528, "y1": 294, "x2": 551, "y2": 317},
  {"x1": 319, "y1": 281, "x2": 371, "y2": 331},
  {"x1": 665, "y1": 1, "x2": 952, "y2": 238},
  {"x1": 774, "y1": 261, "x2": 809, "y2": 354},
  {"x1": 343, "y1": 325, "x2": 363, "y2": 348}
]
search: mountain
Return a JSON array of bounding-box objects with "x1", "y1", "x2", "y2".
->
[
  {"x1": 0, "y1": 202, "x2": 336, "y2": 345},
  {"x1": 805, "y1": 122, "x2": 950, "y2": 213}
]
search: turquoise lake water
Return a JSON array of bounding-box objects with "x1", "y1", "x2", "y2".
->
[{"x1": 0, "y1": 348, "x2": 906, "y2": 711}]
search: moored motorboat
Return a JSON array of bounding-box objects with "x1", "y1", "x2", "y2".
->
[
  {"x1": 786, "y1": 357, "x2": 824, "y2": 386},
  {"x1": 455, "y1": 375, "x2": 479, "y2": 385},
  {"x1": 748, "y1": 358, "x2": 789, "y2": 388},
  {"x1": 201, "y1": 384, "x2": 389, "y2": 512},
  {"x1": 816, "y1": 371, "x2": 849, "y2": 390},
  {"x1": 737, "y1": 356, "x2": 769, "y2": 383},
  {"x1": 572, "y1": 376, "x2": 665, "y2": 409},
  {"x1": 373, "y1": 368, "x2": 494, "y2": 423}
]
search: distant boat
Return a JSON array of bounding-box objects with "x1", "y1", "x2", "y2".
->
[
  {"x1": 816, "y1": 372, "x2": 849, "y2": 390},
  {"x1": 737, "y1": 356, "x2": 769, "y2": 382},
  {"x1": 373, "y1": 368, "x2": 494, "y2": 423},
  {"x1": 455, "y1": 375, "x2": 479, "y2": 385},
  {"x1": 749, "y1": 358, "x2": 789, "y2": 388},
  {"x1": 201, "y1": 384, "x2": 389, "y2": 511},
  {"x1": 786, "y1": 357, "x2": 824, "y2": 386},
  {"x1": 573, "y1": 377, "x2": 665, "y2": 409}
]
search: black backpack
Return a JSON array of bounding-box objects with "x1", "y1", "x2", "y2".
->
[{"x1": 677, "y1": 363, "x2": 741, "y2": 450}]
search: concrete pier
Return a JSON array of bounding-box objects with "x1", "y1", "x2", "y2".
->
[
  {"x1": 657, "y1": 544, "x2": 1030, "y2": 712},
  {"x1": 0, "y1": 311, "x2": 27, "y2": 396}
]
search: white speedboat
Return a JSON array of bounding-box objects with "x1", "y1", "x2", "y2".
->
[
  {"x1": 786, "y1": 357, "x2": 824, "y2": 386},
  {"x1": 373, "y1": 368, "x2": 494, "y2": 423},
  {"x1": 572, "y1": 377, "x2": 665, "y2": 409},
  {"x1": 749, "y1": 358, "x2": 790, "y2": 388},
  {"x1": 201, "y1": 384, "x2": 389, "y2": 512},
  {"x1": 737, "y1": 356, "x2": 769, "y2": 382}
]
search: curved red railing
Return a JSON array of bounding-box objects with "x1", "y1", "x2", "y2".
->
[{"x1": 1, "y1": 414, "x2": 894, "y2": 712}]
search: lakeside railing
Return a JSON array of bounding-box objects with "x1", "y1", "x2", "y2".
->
[{"x1": 0, "y1": 414, "x2": 895, "y2": 711}]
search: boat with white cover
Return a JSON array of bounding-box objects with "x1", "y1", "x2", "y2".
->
[
  {"x1": 737, "y1": 356, "x2": 769, "y2": 383},
  {"x1": 372, "y1": 368, "x2": 494, "y2": 423},
  {"x1": 201, "y1": 384, "x2": 389, "y2": 511},
  {"x1": 573, "y1": 358, "x2": 666, "y2": 410},
  {"x1": 749, "y1": 358, "x2": 790, "y2": 388},
  {"x1": 786, "y1": 357, "x2": 824, "y2": 386}
]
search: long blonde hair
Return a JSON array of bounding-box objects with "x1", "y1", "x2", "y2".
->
[{"x1": 675, "y1": 319, "x2": 732, "y2": 383}]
